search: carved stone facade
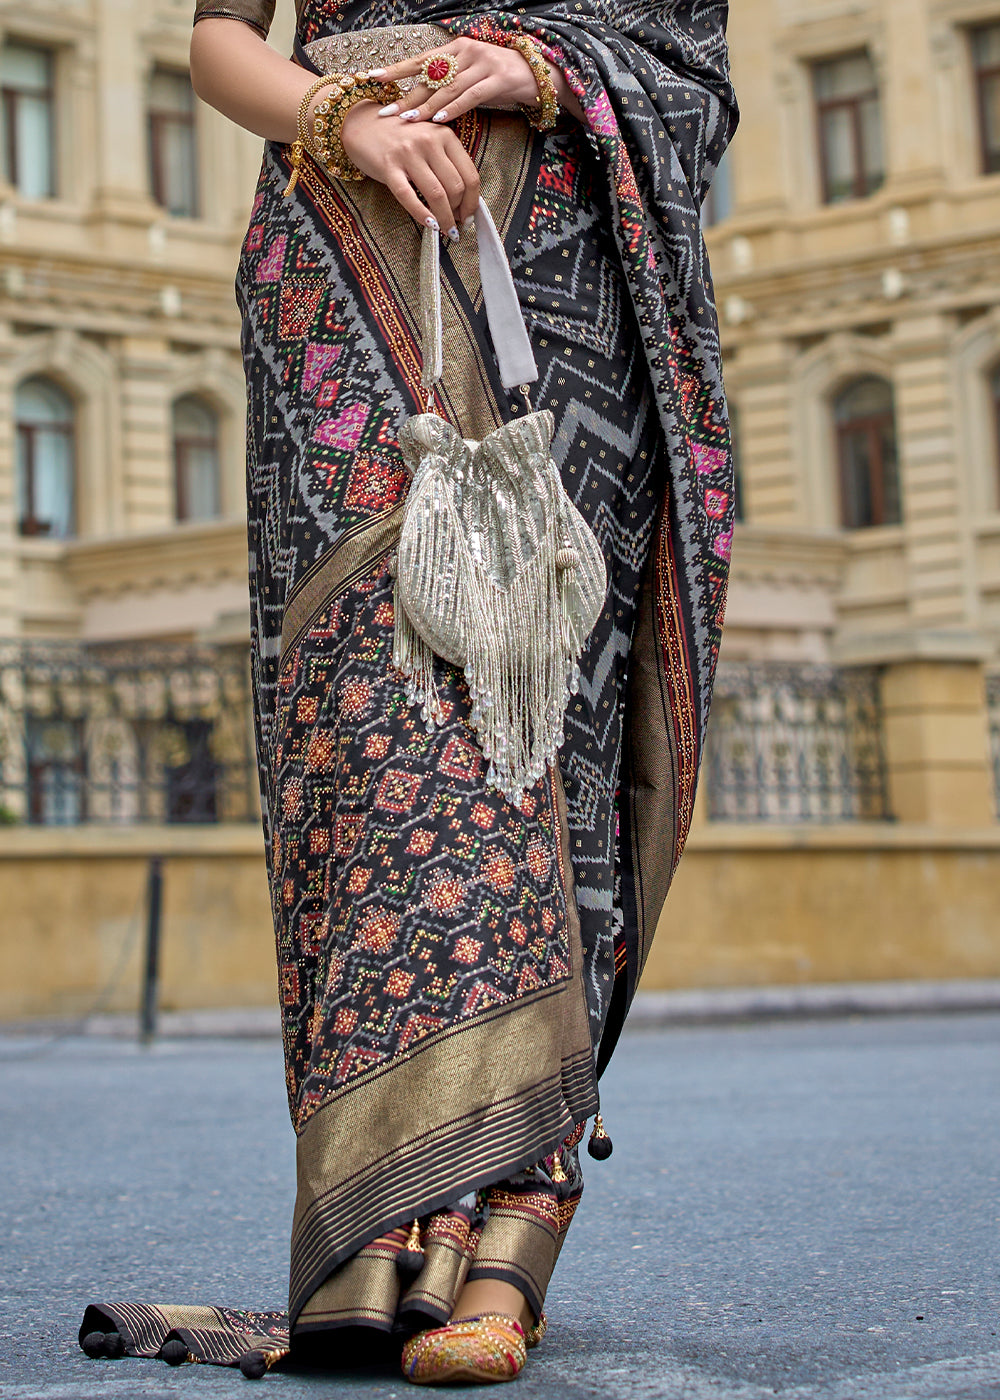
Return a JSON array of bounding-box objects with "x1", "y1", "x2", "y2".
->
[
  {"x1": 717, "y1": 0, "x2": 1000, "y2": 664},
  {"x1": 0, "y1": 0, "x2": 293, "y2": 645}
]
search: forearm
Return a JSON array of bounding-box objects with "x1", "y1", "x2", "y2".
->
[
  {"x1": 547, "y1": 65, "x2": 585, "y2": 125},
  {"x1": 189, "y1": 17, "x2": 313, "y2": 142}
]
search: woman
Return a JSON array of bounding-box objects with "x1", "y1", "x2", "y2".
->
[{"x1": 79, "y1": 0, "x2": 736, "y2": 1385}]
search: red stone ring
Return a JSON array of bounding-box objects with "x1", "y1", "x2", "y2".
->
[{"x1": 420, "y1": 53, "x2": 460, "y2": 90}]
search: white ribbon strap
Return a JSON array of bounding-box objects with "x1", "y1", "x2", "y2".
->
[{"x1": 419, "y1": 196, "x2": 539, "y2": 396}]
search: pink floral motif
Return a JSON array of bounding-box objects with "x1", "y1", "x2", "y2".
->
[
  {"x1": 313, "y1": 403, "x2": 369, "y2": 451},
  {"x1": 586, "y1": 90, "x2": 620, "y2": 137},
  {"x1": 303, "y1": 343, "x2": 341, "y2": 394},
  {"x1": 713, "y1": 528, "x2": 733, "y2": 561},
  {"x1": 257, "y1": 234, "x2": 287, "y2": 283},
  {"x1": 692, "y1": 442, "x2": 728, "y2": 476}
]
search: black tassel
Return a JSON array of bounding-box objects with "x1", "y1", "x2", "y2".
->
[
  {"x1": 396, "y1": 1218, "x2": 424, "y2": 1276},
  {"x1": 82, "y1": 1330, "x2": 125, "y2": 1360},
  {"x1": 240, "y1": 1350, "x2": 268, "y2": 1379},
  {"x1": 240, "y1": 1347, "x2": 288, "y2": 1378},
  {"x1": 160, "y1": 1339, "x2": 191, "y2": 1366},
  {"x1": 587, "y1": 1112, "x2": 614, "y2": 1160}
]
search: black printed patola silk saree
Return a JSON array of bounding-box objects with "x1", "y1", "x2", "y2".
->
[{"x1": 80, "y1": 0, "x2": 736, "y2": 1372}]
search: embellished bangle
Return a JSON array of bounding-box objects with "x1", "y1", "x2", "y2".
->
[
  {"x1": 311, "y1": 74, "x2": 394, "y2": 181},
  {"x1": 283, "y1": 75, "x2": 341, "y2": 196},
  {"x1": 511, "y1": 34, "x2": 559, "y2": 133},
  {"x1": 283, "y1": 73, "x2": 399, "y2": 193}
]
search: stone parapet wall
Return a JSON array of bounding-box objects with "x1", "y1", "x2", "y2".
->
[{"x1": 3, "y1": 823, "x2": 1000, "y2": 1023}]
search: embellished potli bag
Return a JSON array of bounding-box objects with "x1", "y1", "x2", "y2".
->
[{"x1": 392, "y1": 200, "x2": 607, "y2": 803}]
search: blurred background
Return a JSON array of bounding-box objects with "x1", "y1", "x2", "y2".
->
[{"x1": 0, "y1": 0, "x2": 999, "y2": 1028}]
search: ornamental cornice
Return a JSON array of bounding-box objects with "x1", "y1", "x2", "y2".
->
[
  {"x1": 63, "y1": 521, "x2": 248, "y2": 599},
  {"x1": 0, "y1": 251, "x2": 242, "y2": 335},
  {"x1": 717, "y1": 234, "x2": 1000, "y2": 346},
  {"x1": 729, "y1": 525, "x2": 847, "y2": 589}
]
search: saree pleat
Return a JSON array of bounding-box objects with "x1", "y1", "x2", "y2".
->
[{"x1": 81, "y1": 0, "x2": 736, "y2": 1370}]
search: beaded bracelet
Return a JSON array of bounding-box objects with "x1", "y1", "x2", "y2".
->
[
  {"x1": 283, "y1": 72, "x2": 399, "y2": 194},
  {"x1": 284, "y1": 75, "x2": 342, "y2": 196},
  {"x1": 311, "y1": 75, "x2": 398, "y2": 181},
  {"x1": 510, "y1": 34, "x2": 559, "y2": 133}
]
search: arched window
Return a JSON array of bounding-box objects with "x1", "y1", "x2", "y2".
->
[
  {"x1": 173, "y1": 395, "x2": 221, "y2": 522},
  {"x1": 833, "y1": 376, "x2": 901, "y2": 529},
  {"x1": 16, "y1": 376, "x2": 75, "y2": 538}
]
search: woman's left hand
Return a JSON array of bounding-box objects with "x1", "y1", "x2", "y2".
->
[{"x1": 371, "y1": 36, "x2": 547, "y2": 125}]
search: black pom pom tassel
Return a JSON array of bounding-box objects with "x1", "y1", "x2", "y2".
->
[
  {"x1": 240, "y1": 1350, "x2": 268, "y2": 1379},
  {"x1": 82, "y1": 1331, "x2": 126, "y2": 1361},
  {"x1": 239, "y1": 1346, "x2": 288, "y2": 1378},
  {"x1": 160, "y1": 1339, "x2": 191, "y2": 1366},
  {"x1": 587, "y1": 1112, "x2": 614, "y2": 1161},
  {"x1": 396, "y1": 1219, "x2": 425, "y2": 1277}
]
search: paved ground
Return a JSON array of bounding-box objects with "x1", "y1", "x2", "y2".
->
[{"x1": 1, "y1": 1013, "x2": 998, "y2": 1400}]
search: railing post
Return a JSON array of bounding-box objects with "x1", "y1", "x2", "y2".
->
[
  {"x1": 838, "y1": 634, "x2": 996, "y2": 826},
  {"x1": 139, "y1": 856, "x2": 164, "y2": 1045}
]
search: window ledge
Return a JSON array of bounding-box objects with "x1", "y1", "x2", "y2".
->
[{"x1": 15, "y1": 536, "x2": 70, "y2": 561}]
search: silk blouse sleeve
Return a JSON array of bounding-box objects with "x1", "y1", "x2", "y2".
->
[{"x1": 192, "y1": 0, "x2": 276, "y2": 38}]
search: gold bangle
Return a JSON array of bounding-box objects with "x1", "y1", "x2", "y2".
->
[
  {"x1": 283, "y1": 75, "x2": 341, "y2": 196},
  {"x1": 511, "y1": 34, "x2": 559, "y2": 133},
  {"x1": 311, "y1": 74, "x2": 399, "y2": 182}
]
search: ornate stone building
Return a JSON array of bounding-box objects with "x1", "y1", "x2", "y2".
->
[
  {"x1": 2, "y1": 0, "x2": 1000, "y2": 1019},
  {"x1": 0, "y1": 0, "x2": 293, "y2": 647},
  {"x1": 715, "y1": 0, "x2": 1000, "y2": 667}
]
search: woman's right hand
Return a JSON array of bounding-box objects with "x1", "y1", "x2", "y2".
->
[{"x1": 339, "y1": 101, "x2": 481, "y2": 238}]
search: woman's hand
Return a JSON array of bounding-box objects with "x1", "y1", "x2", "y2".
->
[
  {"x1": 370, "y1": 35, "x2": 582, "y2": 126},
  {"x1": 340, "y1": 100, "x2": 481, "y2": 236}
]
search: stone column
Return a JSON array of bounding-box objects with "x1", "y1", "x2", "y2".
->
[{"x1": 840, "y1": 633, "x2": 996, "y2": 826}]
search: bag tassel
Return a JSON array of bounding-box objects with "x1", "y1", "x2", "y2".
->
[{"x1": 391, "y1": 557, "x2": 444, "y2": 731}]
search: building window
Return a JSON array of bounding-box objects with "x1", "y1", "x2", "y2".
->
[
  {"x1": 148, "y1": 67, "x2": 199, "y2": 217},
  {"x1": 972, "y1": 24, "x2": 1000, "y2": 175},
  {"x1": 813, "y1": 52, "x2": 884, "y2": 204},
  {"x1": 173, "y1": 395, "x2": 221, "y2": 521},
  {"x1": 703, "y1": 149, "x2": 733, "y2": 228},
  {"x1": 0, "y1": 41, "x2": 55, "y2": 198},
  {"x1": 834, "y1": 377, "x2": 901, "y2": 529},
  {"x1": 16, "y1": 376, "x2": 75, "y2": 538}
]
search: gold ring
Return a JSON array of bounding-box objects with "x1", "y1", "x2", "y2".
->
[{"x1": 420, "y1": 53, "x2": 460, "y2": 90}]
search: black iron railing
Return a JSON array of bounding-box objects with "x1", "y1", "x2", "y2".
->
[
  {"x1": 704, "y1": 662, "x2": 890, "y2": 822},
  {"x1": 987, "y1": 672, "x2": 1000, "y2": 820},
  {"x1": 0, "y1": 640, "x2": 258, "y2": 826}
]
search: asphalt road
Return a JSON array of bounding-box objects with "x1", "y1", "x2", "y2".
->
[{"x1": 1, "y1": 1013, "x2": 998, "y2": 1400}]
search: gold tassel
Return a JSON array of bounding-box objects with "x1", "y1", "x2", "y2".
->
[
  {"x1": 282, "y1": 141, "x2": 305, "y2": 197},
  {"x1": 550, "y1": 1151, "x2": 568, "y2": 1184}
]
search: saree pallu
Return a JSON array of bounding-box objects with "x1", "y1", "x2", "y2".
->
[{"x1": 80, "y1": 0, "x2": 736, "y2": 1372}]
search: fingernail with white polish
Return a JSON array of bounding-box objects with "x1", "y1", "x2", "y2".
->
[
  {"x1": 432, "y1": 110, "x2": 449, "y2": 123},
  {"x1": 463, "y1": 214, "x2": 476, "y2": 231},
  {"x1": 378, "y1": 102, "x2": 399, "y2": 117},
  {"x1": 425, "y1": 216, "x2": 440, "y2": 230},
  {"x1": 368, "y1": 67, "x2": 387, "y2": 78},
  {"x1": 448, "y1": 226, "x2": 460, "y2": 241},
  {"x1": 400, "y1": 110, "x2": 421, "y2": 122}
]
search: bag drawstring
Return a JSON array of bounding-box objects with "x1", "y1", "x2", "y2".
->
[{"x1": 419, "y1": 198, "x2": 539, "y2": 402}]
